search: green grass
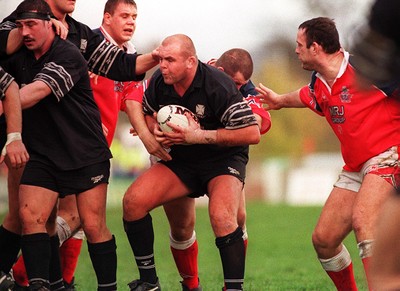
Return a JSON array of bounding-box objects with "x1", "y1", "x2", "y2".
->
[{"x1": 71, "y1": 178, "x2": 368, "y2": 290}]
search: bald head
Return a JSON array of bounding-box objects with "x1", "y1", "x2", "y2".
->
[{"x1": 161, "y1": 34, "x2": 197, "y2": 59}]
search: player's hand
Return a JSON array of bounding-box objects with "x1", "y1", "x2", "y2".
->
[
  {"x1": 89, "y1": 72, "x2": 100, "y2": 85},
  {"x1": 0, "y1": 140, "x2": 29, "y2": 168},
  {"x1": 50, "y1": 18, "x2": 68, "y2": 40},
  {"x1": 151, "y1": 47, "x2": 160, "y2": 62},
  {"x1": 153, "y1": 123, "x2": 174, "y2": 148},
  {"x1": 139, "y1": 130, "x2": 172, "y2": 162},
  {"x1": 164, "y1": 113, "x2": 203, "y2": 145},
  {"x1": 256, "y1": 83, "x2": 282, "y2": 110}
]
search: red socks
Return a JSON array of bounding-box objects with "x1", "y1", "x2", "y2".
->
[
  {"x1": 12, "y1": 255, "x2": 28, "y2": 287},
  {"x1": 170, "y1": 240, "x2": 199, "y2": 289},
  {"x1": 326, "y1": 263, "x2": 358, "y2": 291},
  {"x1": 60, "y1": 237, "x2": 83, "y2": 284}
]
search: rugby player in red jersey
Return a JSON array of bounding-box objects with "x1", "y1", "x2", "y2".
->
[{"x1": 257, "y1": 17, "x2": 400, "y2": 290}]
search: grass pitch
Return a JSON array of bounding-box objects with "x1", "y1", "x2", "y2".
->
[{"x1": 72, "y1": 179, "x2": 368, "y2": 290}]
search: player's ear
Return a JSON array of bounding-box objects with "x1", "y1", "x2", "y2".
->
[
  {"x1": 103, "y1": 12, "x2": 112, "y2": 25},
  {"x1": 187, "y1": 56, "x2": 196, "y2": 68},
  {"x1": 217, "y1": 66, "x2": 225, "y2": 72}
]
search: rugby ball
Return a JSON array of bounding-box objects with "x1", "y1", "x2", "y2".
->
[{"x1": 157, "y1": 105, "x2": 195, "y2": 133}]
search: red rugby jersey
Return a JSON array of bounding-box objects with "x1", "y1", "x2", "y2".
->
[
  {"x1": 299, "y1": 51, "x2": 400, "y2": 171},
  {"x1": 90, "y1": 26, "x2": 141, "y2": 146}
]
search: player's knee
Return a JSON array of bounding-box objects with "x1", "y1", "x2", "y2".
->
[{"x1": 209, "y1": 212, "x2": 237, "y2": 237}]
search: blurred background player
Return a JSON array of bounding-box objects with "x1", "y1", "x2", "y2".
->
[
  {"x1": 256, "y1": 17, "x2": 400, "y2": 290},
  {"x1": 351, "y1": 0, "x2": 400, "y2": 290}
]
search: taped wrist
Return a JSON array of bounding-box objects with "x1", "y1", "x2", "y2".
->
[{"x1": 1, "y1": 132, "x2": 22, "y2": 156}]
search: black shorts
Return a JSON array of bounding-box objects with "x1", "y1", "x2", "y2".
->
[
  {"x1": 20, "y1": 160, "x2": 110, "y2": 198},
  {"x1": 160, "y1": 154, "x2": 247, "y2": 198}
]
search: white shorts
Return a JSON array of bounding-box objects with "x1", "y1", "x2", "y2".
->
[{"x1": 334, "y1": 146, "x2": 400, "y2": 192}]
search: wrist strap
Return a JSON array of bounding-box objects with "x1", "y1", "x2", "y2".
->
[{"x1": 1, "y1": 132, "x2": 22, "y2": 156}]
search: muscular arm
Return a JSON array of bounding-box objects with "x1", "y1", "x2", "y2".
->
[
  {"x1": 19, "y1": 80, "x2": 52, "y2": 109},
  {"x1": 256, "y1": 84, "x2": 305, "y2": 109},
  {"x1": 3, "y1": 81, "x2": 22, "y2": 133},
  {"x1": 135, "y1": 52, "x2": 159, "y2": 76},
  {"x1": 165, "y1": 115, "x2": 261, "y2": 146},
  {"x1": 124, "y1": 100, "x2": 171, "y2": 161},
  {"x1": 6, "y1": 29, "x2": 23, "y2": 55}
]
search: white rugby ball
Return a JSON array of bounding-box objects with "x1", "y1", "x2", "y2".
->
[{"x1": 157, "y1": 105, "x2": 194, "y2": 133}]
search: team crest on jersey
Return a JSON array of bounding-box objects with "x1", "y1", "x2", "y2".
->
[
  {"x1": 80, "y1": 39, "x2": 88, "y2": 54},
  {"x1": 340, "y1": 86, "x2": 352, "y2": 103},
  {"x1": 196, "y1": 104, "x2": 205, "y2": 118},
  {"x1": 114, "y1": 81, "x2": 124, "y2": 93}
]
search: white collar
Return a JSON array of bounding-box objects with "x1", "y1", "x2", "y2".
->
[{"x1": 100, "y1": 25, "x2": 137, "y2": 54}]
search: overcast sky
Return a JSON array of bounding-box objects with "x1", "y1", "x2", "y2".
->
[{"x1": 2, "y1": 0, "x2": 374, "y2": 61}]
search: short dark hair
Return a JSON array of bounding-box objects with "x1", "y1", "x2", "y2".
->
[
  {"x1": 215, "y1": 48, "x2": 254, "y2": 81},
  {"x1": 15, "y1": 0, "x2": 52, "y2": 21},
  {"x1": 299, "y1": 17, "x2": 341, "y2": 54},
  {"x1": 104, "y1": 0, "x2": 137, "y2": 15}
]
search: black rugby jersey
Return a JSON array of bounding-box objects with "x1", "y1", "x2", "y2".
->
[
  {"x1": 0, "y1": 37, "x2": 112, "y2": 170},
  {"x1": 143, "y1": 62, "x2": 257, "y2": 163},
  {"x1": 0, "y1": 13, "x2": 144, "y2": 82}
]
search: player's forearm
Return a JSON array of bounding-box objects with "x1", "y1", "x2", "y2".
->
[
  {"x1": 3, "y1": 82, "x2": 22, "y2": 133},
  {"x1": 6, "y1": 29, "x2": 23, "y2": 55},
  {"x1": 193, "y1": 125, "x2": 260, "y2": 146},
  {"x1": 19, "y1": 80, "x2": 51, "y2": 109},
  {"x1": 135, "y1": 53, "x2": 158, "y2": 75},
  {"x1": 280, "y1": 89, "x2": 305, "y2": 108},
  {"x1": 125, "y1": 101, "x2": 152, "y2": 137}
]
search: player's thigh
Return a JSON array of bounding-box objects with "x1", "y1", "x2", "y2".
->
[
  {"x1": 124, "y1": 163, "x2": 190, "y2": 214},
  {"x1": 313, "y1": 186, "x2": 356, "y2": 246},
  {"x1": 164, "y1": 197, "x2": 196, "y2": 240},
  {"x1": 353, "y1": 173, "x2": 394, "y2": 237},
  {"x1": 207, "y1": 175, "x2": 242, "y2": 236}
]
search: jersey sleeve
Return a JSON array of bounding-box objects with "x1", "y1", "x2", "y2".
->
[
  {"x1": 299, "y1": 84, "x2": 324, "y2": 116},
  {"x1": 33, "y1": 41, "x2": 88, "y2": 102},
  {"x1": 0, "y1": 20, "x2": 17, "y2": 58},
  {"x1": 86, "y1": 38, "x2": 145, "y2": 82},
  {"x1": 0, "y1": 66, "x2": 14, "y2": 101},
  {"x1": 246, "y1": 95, "x2": 271, "y2": 134},
  {"x1": 120, "y1": 80, "x2": 147, "y2": 111}
]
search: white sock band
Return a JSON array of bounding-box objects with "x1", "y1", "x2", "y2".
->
[
  {"x1": 57, "y1": 216, "x2": 72, "y2": 245},
  {"x1": 319, "y1": 244, "x2": 352, "y2": 272},
  {"x1": 72, "y1": 229, "x2": 85, "y2": 240},
  {"x1": 169, "y1": 230, "x2": 196, "y2": 250},
  {"x1": 357, "y1": 239, "x2": 374, "y2": 259}
]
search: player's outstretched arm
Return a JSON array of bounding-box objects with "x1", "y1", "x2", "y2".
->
[
  {"x1": 135, "y1": 48, "x2": 160, "y2": 76},
  {"x1": 256, "y1": 83, "x2": 304, "y2": 109}
]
